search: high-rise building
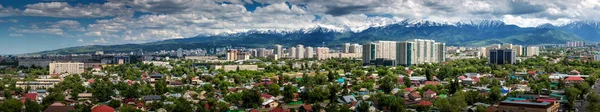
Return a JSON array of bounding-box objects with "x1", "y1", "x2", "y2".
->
[
  {"x1": 479, "y1": 47, "x2": 488, "y2": 57},
  {"x1": 363, "y1": 39, "x2": 445, "y2": 65},
  {"x1": 316, "y1": 47, "x2": 329, "y2": 60},
  {"x1": 236, "y1": 52, "x2": 250, "y2": 60},
  {"x1": 275, "y1": 44, "x2": 283, "y2": 57},
  {"x1": 410, "y1": 39, "x2": 437, "y2": 64},
  {"x1": 362, "y1": 41, "x2": 397, "y2": 64},
  {"x1": 490, "y1": 44, "x2": 502, "y2": 49},
  {"x1": 296, "y1": 45, "x2": 305, "y2": 59},
  {"x1": 257, "y1": 48, "x2": 267, "y2": 58},
  {"x1": 349, "y1": 44, "x2": 362, "y2": 54},
  {"x1": 305, "y1": 46, "x2": 314, "y2": 58},
  {"x1": 502, "y1": 43, "x2": 513, "y2": 49},
  {"x1": 226, "y1": 50, "x2": 238, "y2": 61},
  {"x1": 567, "y1": 41, "x2": 585, "y2": 47},
  {"x1": 49, "y1": 62, "x2": 84, "y2": 74},
  {"x1": 177, "y1": 48, "x2": 183, "y2": 58},
  {"x1": 396, "y1": 41, "x2": 414, "y2": 66},
  {"x1": 113, "y1": 56, "x2": 130, "y2": 64},
  {"x1": 435, "y1": 42, "x2": 446, "y2": 63},
  {"x1": 489, "y1": 49, "x2": 516, "y2": 65},
  {"x1": 523, "y1": 46, "x2": 540, "y2": 57},
  {"x1": 513, "y1": 45, "x2": 523, "y2": 56},
  {"x1": 289, "y1": 47, "x2": 297, "y2": 59},
  {"x1": 343, "y1": 43, "x2": 351, "y2": 53}
]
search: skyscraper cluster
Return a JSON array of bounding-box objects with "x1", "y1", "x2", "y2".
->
[
  {"x1": 362, "y1": 39, "x2": 446, "y2": 66},
  {"x1": 566, "y1": 41, "x2": 585, "y2": 47}
]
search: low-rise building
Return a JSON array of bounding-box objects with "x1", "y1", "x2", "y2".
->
[
  {"x1": 214, "y1": 65, "x2": 260, "y2": 71},
  {"x1": 498, "y1": 98, "x2": 559, "y2": 112},
  {"x1": 49, "y1": 62, "x2": 84, "y2": 74}
]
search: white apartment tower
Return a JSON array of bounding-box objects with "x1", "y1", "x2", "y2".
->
[
  {"x1": 289, "y1": 47, "x2": 297, "y2": 59},
  {"x1": 296, "y1": 45, "x2": 305, "y2": 59},
  {"x1": 349, "y1": 44, "x2": 362, "y2": 54},
  {"x1": 305, "y1": 46, "x2": 314, "y2": 58},
  {"x1": 362, "y1": 41, "x2": 397, "y2": 64},
  {"x1": 343, "y1": 43, "x2": 351, "y2": 53},
  {"x1": 513, "y1": 45, "x2": 523, "y2": 56}
]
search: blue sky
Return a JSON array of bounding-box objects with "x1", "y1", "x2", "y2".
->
[{"x1": 0, "y1": 0, "x2": 598, "y2": 54}]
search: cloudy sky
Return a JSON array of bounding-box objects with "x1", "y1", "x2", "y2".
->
[{"x1": 0, "y1": 0, "x2": 599, "y2": 54}]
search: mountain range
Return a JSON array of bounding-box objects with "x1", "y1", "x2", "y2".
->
[{"x1": 36, "y1": 20, "x2": 600, "y2": 54}]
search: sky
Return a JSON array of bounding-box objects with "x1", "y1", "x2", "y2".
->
[{"x1": 0, "y1": 0, "x2": 599, "y2": 55}]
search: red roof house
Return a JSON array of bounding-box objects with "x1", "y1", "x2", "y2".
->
[
  {"x1": 424, "y1": 81, "x2": 440, "y2": 86},
  {"x1": 91, "y1": 104, "x2": 115, "y2": 112},
  {"x1": 269, "y1": 108, "x2": 290, "y2": 112},
  {"x1": 417, "y1": 100, "x2": 433, "y2": 106},
  {"x1": 22, "y1": 93, "x2": 37, "y2": 103},
  {"x1": 423, "y1": 90, "x2": 437, "y2": 99}
]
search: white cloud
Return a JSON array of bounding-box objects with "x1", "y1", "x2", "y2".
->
[
  {"x1": 8, "y1": 20, "x2": 85, "y2": 36},
  {"x1": 0, "y1": 19, "x2": 18, "y2": 23},
  {"x1": 9, "y1": 33, "x2": 23, "y2": 37},
  {"x1": 22, "y1": 2, "x2": 133, "y2": 18},
  {"x1": 4, "y1": 0, "x2": 600, "y2": 45}
]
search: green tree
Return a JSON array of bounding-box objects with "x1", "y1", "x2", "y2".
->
[
  {"x1": 379, "y1": 74, "x2": 398, "y2": 93},
  {"x1": 565, "y1": 86, "x2": 581, "y2": 110},
  {"x1": 171, "y1": 98, "x2": 194, "y2": 112},
  {"x1": 403, "y1": 76, "x2": 411, "y2": 87},
  {"x1": 155, "y1": 79, "x2": 169, "y2": 94},
  {"x1": 356, "y1": 101, "x2": 370, "y2": 112},
  {"x1": 92, "y1": 80, "x2": 114, "y2": 102},
  {"x1": 488, "y1": 86, "x2": 502, "y2": 104},
  {"x1": 283, "y1": 85, "x2": 298, "y2": 102},
  {"x1": 108, "y1": 100, "x2": 122, "y2": 109},
  {"x1": 475, "y1": 105, "x2": 487, "y2": 112},
  {"x1": 0, "y1": 98, "x2": 23, "y2": 112},
  {"x1": 42, "y1": 92, "x2": 65, "y2": 108},
  {"x1": 268, "y1": 84, "x2": 281, "y2": 96},
  {"x1": 118, "y1": 105, "x2": 143, "y2": 112},
  {"x1": 241, "y1": 89, "x2": 262, "y2": 108},
  {"x1": 587, "y1": 93, "x2": 600, "y2": 112},
  {"x1": 25, "y1": 99, "x2": 41, "y2": 112}
]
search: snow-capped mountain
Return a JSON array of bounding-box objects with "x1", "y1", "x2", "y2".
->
[
  {"x1": 38, "y1": 19, "x2": 589, "y2": 54},
  {"x1": 536, "y1": 21, "x2": 600, "y2": 42}
]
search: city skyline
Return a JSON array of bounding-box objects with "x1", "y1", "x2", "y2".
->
[{"x1": 1, "y1": 0, "x2": 600, "y2": 54}]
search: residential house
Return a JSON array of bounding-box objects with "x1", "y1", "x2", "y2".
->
[
  {"x1": 77, "y1": 93, "x2": 93, "y2": 101},
  {"x1": 43, "y1": 102, "x2": 75, "y2": 112},
  {"x1": 409, "y1": 91, "x2": 422, "y2": 101},
  {"x1": 143, "y1": 95, "x2": 162, "y2": 103},
  {"x1": 424, "y1": 81, "x2": 440, "y2": 86},
  {"x1": 338, "y1": 95, "x2": 358, "y2": 104},
  {"x1": 423, "y1": 90, "x2": 437, "y2": 99},
  {"x1": 564, "y1": 76, "x2": 584, "y2": 86},
  {"x1": 91, "y1": 104, "x2": 115, "y2": 112},
  {"x1": 269, "y1": 108, "x2": 290, "y2": 112},
  {"x1": 416, "y1": 100, "x2": 433, "y2": 107}
]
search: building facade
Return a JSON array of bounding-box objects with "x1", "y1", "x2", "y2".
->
[
  {"x1": 296, "y1": 45, "x2": 305, "y2": 59},
  {"x1": 489, "y1": 49, "x2": 516, "y2": 64},
  {"x1": 363, "y1": 39, "x2": 445, "y2": 65},
  {"x1": 49, "y1": 62, "x2": 85, "y2": 74},
  {"x1": 226, "y1": 50, "x2": 238, "y2": 61},
  {"x1": 305, "y1": 46, "x2": 313, "y2": 59}
]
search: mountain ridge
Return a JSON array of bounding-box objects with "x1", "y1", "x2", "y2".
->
[{"x1": 34, "y1": 20, "x2": 590, "y2": 54}]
